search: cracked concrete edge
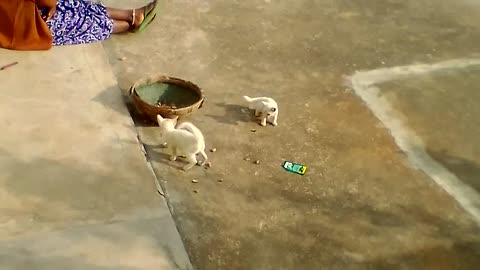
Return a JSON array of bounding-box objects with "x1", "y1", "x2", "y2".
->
[
  {"x1": 133, "y1": 130, "x2": 176, "y2": 210},
  {"x1": 346, "y1": 58, "x2": 480, "y2": 226},
  {"x1": 100, "y1": 44, "x2": 194, "y2": 270}
]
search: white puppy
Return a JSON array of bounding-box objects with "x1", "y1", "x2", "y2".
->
[
  {"x1": 157, "y1": 115, "x2": 208, "y2": 171},
  {"x1": 243, "y1": 96, "x2": 278, "y2": 126}
]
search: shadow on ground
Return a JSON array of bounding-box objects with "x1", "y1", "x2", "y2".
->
[
  {"x1": 427, "y1": 148, "x2": 480, "y2": 193},
  {"x1": 0, "y1": 148, "x2": 155, "y2": 230},
  {"x1": 0, "y1": 148, "x2": 188, "y2": 269},
  {"x1": 205, "y1": 102, "x2": 253, "y2": 126},
  {"x1": 0, "y1": 216, "x2": 184, "y2": 270},
  {"x1": 91, "y1": 86, "x2": 130, "y2": 117},
  {"x1": 179, "y1": 178, "x2": 480, "y2": 270}
]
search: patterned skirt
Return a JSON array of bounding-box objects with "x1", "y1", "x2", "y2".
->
[{"x1": 45, "y1": 0, "x2": 114, "y2": 46}]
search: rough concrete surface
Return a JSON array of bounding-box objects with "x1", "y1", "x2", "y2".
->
[
  {"x1": 0, "y1": 44, "x2": 192, "y2": 269},
  {"x1": 380, "y1": 65, "x2": 480, "y2": 193},
  {"x1": 101, "y1": 0, "x2": 480, "y2": 269},
  {"x1": 99, "y1": 0, "x2": 480, "y2": 269},
  {"x1": 348, "y1": 59, "x2": 480, "y2": 223}
]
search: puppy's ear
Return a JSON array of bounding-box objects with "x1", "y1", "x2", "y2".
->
[
  {"x1": 157, "y1": 114, "x2": 164, "y2": 122},
  {"x1": 168, "y1": 116, "x2": 179, "y2": 125}
]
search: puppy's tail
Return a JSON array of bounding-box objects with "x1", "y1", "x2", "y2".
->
[
  {"x1": 178, "y1": 122, "x2": 207, "y2": 159},
  {"x1": 177, "y1": 122, "x2": 204, "y2": 140},
  {"x1": 243, "y1": 95, "x2": 253, "y2": 102}
]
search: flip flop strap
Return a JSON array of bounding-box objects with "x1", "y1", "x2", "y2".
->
[{"x1": 131, "y1": 9, "x2": 136, "y2": 26}]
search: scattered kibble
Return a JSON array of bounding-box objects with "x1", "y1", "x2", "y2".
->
[
  {"x1": 210, "y1": 148, "x2": 217, "y2": 152},
  {"x1": 193, "y1": 190, "x2": 199, "y2": 193},
  {"x1": 192, "y1": 179, "x2": 199, "y2": 183},
  {"x1": 118, "y1": 57, "x2": 127, "y2": 61},
  {"x1": 218, "y1": 179, "x2": 224, "y2": 182},
  {"x1": 251, "y1": 129, "x2": 257, "y2": 132},
  {"x1": 244, "y1": 157, "x2": 251, "y2": 161},
  {"x1": 254, "y1": 160, "x2": 260, "y2": 164}
]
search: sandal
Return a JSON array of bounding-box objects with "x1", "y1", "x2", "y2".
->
[{"x1": 131, "y1": 0, "x2": 159, "y2": 33}]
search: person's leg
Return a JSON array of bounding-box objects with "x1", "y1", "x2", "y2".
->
[
  {"x1": 106, "y1": 7, "x2": 132, "y2": 22},
  {"x1": 112, "y1": 20, "x2": 130, "y2": 34}
]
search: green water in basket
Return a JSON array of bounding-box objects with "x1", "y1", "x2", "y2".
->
[{"x1": 135, "y1": 82, "x2": 200, "y2": 108}]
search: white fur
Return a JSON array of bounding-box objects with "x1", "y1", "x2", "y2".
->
[
  {"x1": 243, "y1": 96, "x2": 278, "y2": 126},
  {"x1": 157, "y1": 115, "x2": 208, "y2": 171}
]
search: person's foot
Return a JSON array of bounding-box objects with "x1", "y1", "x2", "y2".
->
[{"x1": 131, "y1": 1, "x2": 156, "y2": 31}]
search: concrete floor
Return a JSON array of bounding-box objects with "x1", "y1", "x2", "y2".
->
[
  {"x1": 102, "y1": 0, "x2": 480, "y2": 269},
  {"x1": 0, "y1": 44, "x2": 192, "y2": 269},
  {"x1": 381, "y1": 66, "x2": 480, "y2": 193},
  {"x1": 349, "y1": 60, "x2": 480, "y2": 222}
]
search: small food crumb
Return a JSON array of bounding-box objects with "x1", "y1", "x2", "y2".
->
[
  {"x1": 192, "y1": 179, "x2": 199, "y2": 183},
  {"x1": 193, "y1": 190, "x2": 199, "y2": 193},
  {"x1": 244, "y1": 157, "x2": 251, "y2": 161},
  {"x1": 218, "y1": 179, "x2": 224, "y2": 182},
  {"x1": 210, "y1": 148, "x2": 217, "y2": 152},
  {"x1": 251, "y1": 129, "x2": 257, "y2": 132},
  {"x1": 254, "y1": 160, "x2": 260, "y2": 164},
  {"x1": 118, "y1": 57, "x2": 127, "y2": 61}
]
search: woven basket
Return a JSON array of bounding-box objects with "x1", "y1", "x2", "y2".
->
[{"x1": 129, "y1": 75, "x2": 204, "y2": 122}]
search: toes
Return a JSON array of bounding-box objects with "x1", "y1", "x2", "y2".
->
[{"x1": 146, "y1": 1, "x2": 156, "y2": 14}]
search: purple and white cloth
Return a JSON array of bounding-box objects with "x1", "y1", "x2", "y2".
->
[{"x1": 45, "y1": 0, "x2": 114, "y2": 46}]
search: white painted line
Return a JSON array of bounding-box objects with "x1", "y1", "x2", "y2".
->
[{"x1": 346, "y1": 58, "x2": 480, "y2": 225}]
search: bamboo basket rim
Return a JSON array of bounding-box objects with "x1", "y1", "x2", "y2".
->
[{"x1": 128, "y1": 75, "x2": 204, "y2": 120}]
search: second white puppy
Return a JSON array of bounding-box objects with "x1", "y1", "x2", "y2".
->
[{"x1": 243, "y1": 95, "x2": 278, "y2": 126}]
